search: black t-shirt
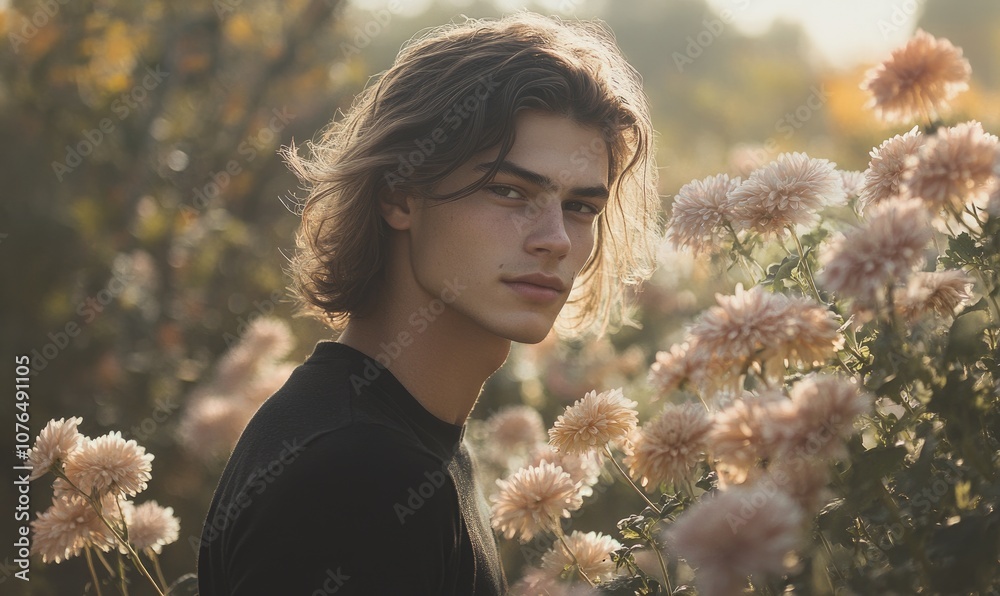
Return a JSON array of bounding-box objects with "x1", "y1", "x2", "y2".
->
[{"x1": 196, "y1": 341, "x2": 509, "y2": 595}]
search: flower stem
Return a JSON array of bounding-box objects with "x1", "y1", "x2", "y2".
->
[
  {"x1": 117, "y1": 550, "x2": 129, "y2": 596},
  {"x1": 790, "y1": 229, "x2": 823, "y2": 304},
  {"x1": 150, "y1": 551, "x2": 168, "y2": 592},
  {"x1": 85, "y1": 547, "x2": 105, "y2": 596},
  {"x1": 54, "y1": 472, "x2": 165, "y2": 596},
  {"x1": 554, "y1": 526, "x2": 596, "y2": 587},
  {"x1": 653, "y1": 542, "x2": 673, "y2": 594},
  {"x1": 603, "y1": 445, "x2": 661, "y2": 515}
]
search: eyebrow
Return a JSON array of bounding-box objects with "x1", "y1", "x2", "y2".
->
[{"x1": 474, "y1": 160, "x2": 610, "y2": 200}]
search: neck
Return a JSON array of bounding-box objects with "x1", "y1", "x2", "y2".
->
[{"x1": 337, "y1": 287, "x2": 511, "y2": 428}]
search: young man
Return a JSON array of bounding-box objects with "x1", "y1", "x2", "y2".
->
[{"x1": 197, "y1": 12, "x2": 660, "y2": 595}]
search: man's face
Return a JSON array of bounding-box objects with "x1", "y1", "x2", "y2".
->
[{"x1": 397, "y1": 109, "x2": 611, "y2": 343}]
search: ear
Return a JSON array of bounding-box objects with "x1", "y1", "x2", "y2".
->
[{"x1": 379, "y1": 192, "x2": 417, "y2": 231}]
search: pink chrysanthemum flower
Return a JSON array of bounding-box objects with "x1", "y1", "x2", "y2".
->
[
  {"x1": 861, "y1": 29, "x2": 971, "y2": 124},
  {"x1": 686, "y1": 285, "x2": 786, "y2": 379},
  {"x1": 541, "y1": 530, "x2": 623, "y2": 583},
  {"x1": 763, "y1": 458, "x2": 833, "y2": 515},
  {"x1": 840, "y1": 170, "x2": 865, "y2": 203},
  {"x1": 548, "y1": 388, "x2": 638, "y2": 455},
  {"x1": 624, "y1": 402, "x2": 713, "y2": 489},
  {"x1": 708, "y1": 391, "x2": 787, "y2": 485},
  {"x1": 529, "y1": 444, "x2": 603, "y2": 499},
  {"x1": 725, "y1": 152, "x2": 845, "y2": 239},
  {"x1": 859, "y1": 126, "x2": 926, "y2": 211},
  {"x1": 818, "y1": 198, "x2": 932, "y2": 305},
  {"x1": 665, "y1": 486, "x2": 804, "y2": 596},
  {"x1": 64, "y1": 432, "x2": 154, "y2": 498},
  {"x1": 488, "y1": 405, "x2": 547, "y2": 452},
  {"x1": 177, "y1": 395, "x2": 256, "y2": 458},
  {"x1": 901, "y1": 120, "x2": 999, "y2": 214},
  {"x1": 510, "y1": 568, "x2": 599, "y2": 596},
  {"x1": 490, "y1": 461, "x2": 583, "y2": 543},
  {"x1": 212, "y1": 317, "x2": 294, "y2": 394},
  {"x1": 30, "y1": 493, "x2": 121, "y2": 563},
  {"x1": 122, "y1": 500, "x2": 181, "y2": 554},
  {"x1": 648, "y1": 342, "x2": 706, "y2": 397},
  {"x1": 779, "y1": 375, "x2": 872, "y2": 461},
  {"x1": 895, "y1": 270, "x2": 975, "y2": 320},
  {"x1": 667, "y1": 173, "x2": 741, "y2": 255},
  {"x1": 27, "y1": 417, "x2": 85, "y2": 480},
  {"x1": 769, "y1": 295, "x2": 845, "y2": 373}
]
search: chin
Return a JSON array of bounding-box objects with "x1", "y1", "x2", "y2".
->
[{"x1": 491, "y1": 316, "x2": 556, "y2": 344}]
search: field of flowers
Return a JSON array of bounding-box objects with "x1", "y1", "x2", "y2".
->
[
  {"x1": 22, "y1": 27, "x2": 999, "y2": 596},
  {"x1": 473, "y1": 29, "x2": 1000, "y2": 595}
]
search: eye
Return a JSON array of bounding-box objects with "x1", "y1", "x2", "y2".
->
[
  {"x1": 487, "y1": 185, "x2": 525, "y2": 200},
  {"x1": 564, "y1": 201, "x2": 601, "y2": 215}
]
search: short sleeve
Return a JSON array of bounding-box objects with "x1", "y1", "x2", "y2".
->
[{"x1": 221, "y1": 424, "x2": 461, "y2": 595}]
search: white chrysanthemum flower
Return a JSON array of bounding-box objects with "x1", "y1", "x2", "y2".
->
[
  {"x1": 122, "y1": 500, "x2": 180, "y2": 554},
  {"x1": 548, "y1": 388, "x2": 638, "y2": 455},
  {"x1": 30, "y1": 493, "x2": 121, "y2": 563},
  {"x1": 541, "y1": 530, "x2": 623, "y2": 583},
  {"x1": 490, "y1": 462, "x2": 583, "y2": 543},
  {"x1": 27, "y1": 417, "x2": 85, "y2": 480},
  {"x1": 64, "y1": 432, "x2": 154, "y2": 498}
]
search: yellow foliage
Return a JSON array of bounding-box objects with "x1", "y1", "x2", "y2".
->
[
  {"x1": 224, "y1": 14, "x2": 256, "y2": 47},
  {"x1": 822, "y1": 68, "x2": 882, "y2": 137}
]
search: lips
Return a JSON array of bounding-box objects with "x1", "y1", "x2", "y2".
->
[
  {"x1": 502, "y1": 273, "x2": 567, "y2": 292},
  {"x1": 502, "y1": 273, "x2": 568, "y2": 304}
]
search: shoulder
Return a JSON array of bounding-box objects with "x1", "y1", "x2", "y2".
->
[
  {"x1": 221, "y1": 424, "x2": 461, "y2": 593},
  {"x1": 238, "y1": 423, "x2": 457, "y2": 527}
]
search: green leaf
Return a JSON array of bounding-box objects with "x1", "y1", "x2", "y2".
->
[
  {"x1": 850, "y1": 445, "x2": 907, "y2": 481},
  {"x1": 946, "y1": 307, "x2": 993, "y2": 363}
]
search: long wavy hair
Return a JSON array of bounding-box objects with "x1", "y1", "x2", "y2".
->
[{"x1": 282, "y1": 12, "x2": 662, "y2": 339}]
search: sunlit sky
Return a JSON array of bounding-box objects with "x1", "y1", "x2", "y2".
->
[
  {"x1": 703, "y1": 0, "x2": 922, "y2": 69},
  {"x1": 351, "y1": 0, "x2": 923, "y2": 69}
]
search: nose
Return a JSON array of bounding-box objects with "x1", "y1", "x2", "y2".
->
[{"x1": 523, "y1": 193, "x2": 571, "y2": 259}]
